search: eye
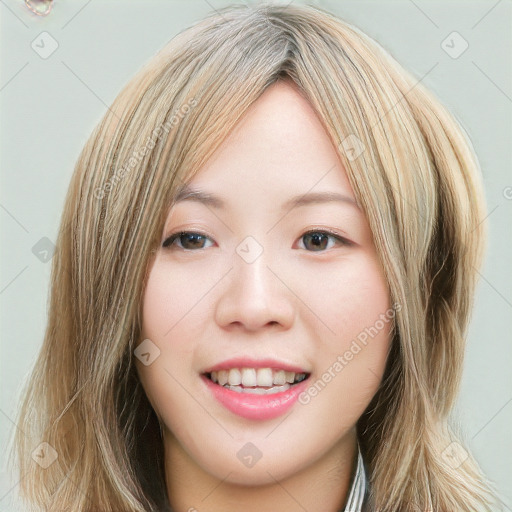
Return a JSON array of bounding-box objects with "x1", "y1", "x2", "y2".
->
[
  {"x1": 298, "y1": 230, "x2": 351, "y2": 252},
  {"x1": 162, "y1": 231, "x2": 214, "y2": 251},
  {"x1": 162, "y1": 229, "x2": 352, "y2": 252}
]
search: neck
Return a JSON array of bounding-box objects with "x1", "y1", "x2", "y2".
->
[{"x1": 164, "y1": 428, "x2": 358, "y2": 512}]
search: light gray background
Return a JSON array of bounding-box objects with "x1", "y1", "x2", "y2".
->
[{"x1": 1, "y1": 0, "x2": 511, "y2": 510}]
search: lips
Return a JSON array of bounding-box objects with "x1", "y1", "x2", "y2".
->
[{"x1": 200, "y1": 357, "x2": 311, "y2": 420}]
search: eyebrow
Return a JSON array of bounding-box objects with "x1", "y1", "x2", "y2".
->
[{"x1": 173, "y1": 184, "x2": 360, "y2": 211}]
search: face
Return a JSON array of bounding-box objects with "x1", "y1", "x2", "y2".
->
[{"x1": 136, "y1": 80, "x2": 392, "y2": 487}]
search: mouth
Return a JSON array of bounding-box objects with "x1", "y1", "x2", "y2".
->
[{"x1": 202, "y1": 368, "x2": 311, "y2": 395}]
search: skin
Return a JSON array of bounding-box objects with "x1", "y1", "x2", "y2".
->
[{"x1": 136, "y1": 80, "x2": 392, "y2": 512}]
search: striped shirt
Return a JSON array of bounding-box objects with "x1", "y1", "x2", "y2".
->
[{"x1": 343, "y1": 442, "x2": 369, "y2": 512}]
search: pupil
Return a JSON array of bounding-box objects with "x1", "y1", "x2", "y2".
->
[
  {"x1": 182, "y1": 233, "x2": 204, "y2": 249},
  {"x1": 305, "y1": 233, "x2": 327, "y2": 251}
]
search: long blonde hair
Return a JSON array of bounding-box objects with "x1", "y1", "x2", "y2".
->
[{"x1": 10, "y1": 3, "x2": 502, "y2": 511}]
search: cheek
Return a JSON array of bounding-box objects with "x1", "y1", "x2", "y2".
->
[
  {"x1": 296, "y1": 252, "x2": 392, "y2": 414},
  {"x1": 300, "y1": 313, "x2": 392, "y2": 435},
  {"x1": 292, "y1": 252, "x2": 391, "y2": 341},
  {"x1": 332, "y1": 254, "x2": 392, "y2": 375},
  {"x1": 140, "y1": 259, "x2": 218, "y2": 354},
  {"x1": 142, "y1": 263, "x2": 200, "y2": 337},
  {"x1": 137, "y1": 263, "x2": 206, "y2": 416}
]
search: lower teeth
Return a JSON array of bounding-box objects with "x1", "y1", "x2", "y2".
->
[{"x1": 223, "y1": 383, "x2": 291, "y2": 394}]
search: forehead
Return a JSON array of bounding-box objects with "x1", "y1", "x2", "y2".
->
[{"x1": 173, "y1": 81, "x2": 355, "y2": 210}]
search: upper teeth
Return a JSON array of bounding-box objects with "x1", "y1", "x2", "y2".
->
[{"x1": 209, "y1": 368, "x2": 307, "y2": 387}]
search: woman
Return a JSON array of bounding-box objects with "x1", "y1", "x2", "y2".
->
[{"x1": 11, "y1": 3, "x2": 502, "y2": 511}]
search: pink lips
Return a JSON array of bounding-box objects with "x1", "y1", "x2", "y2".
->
[
  {"x1": 201, "y1": 357, "x2": 310, "y2": 420},
  {"x1": 201, "y1": 375, "x2": 308, "y2": 420},
  {"x1": 201, "y1": 373, "x2": 309, "y2": 421}
]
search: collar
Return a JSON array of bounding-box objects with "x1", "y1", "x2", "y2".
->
[{"x1": 343, "y1": 441, "x2": 369, "y2": 512}]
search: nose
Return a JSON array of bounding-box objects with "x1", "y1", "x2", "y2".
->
[{"x1": 214, "y1": 249, "x2": 295, "y2": 332}]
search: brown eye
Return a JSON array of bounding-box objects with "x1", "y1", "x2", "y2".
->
[
  {"x1": 162, "y1": 229, "x2": 351, "y2": 252},
  {"x1": 162, "y1": 232, "x2": 213, "y2": 251},
  {"x1": 299, "y1": 230, "x2": 351, "y2": 252}
]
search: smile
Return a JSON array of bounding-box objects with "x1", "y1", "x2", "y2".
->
[
  {"x1": 206, "y1": 367, "x2": 309, "y2": 392},
  {"x1": 201, "y1": 365, "x2": 311, "y2": 420}
]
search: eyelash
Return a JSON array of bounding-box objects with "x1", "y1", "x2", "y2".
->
[{"x1": 162, "y1": 229, "x2": 352, "y2": 252}]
